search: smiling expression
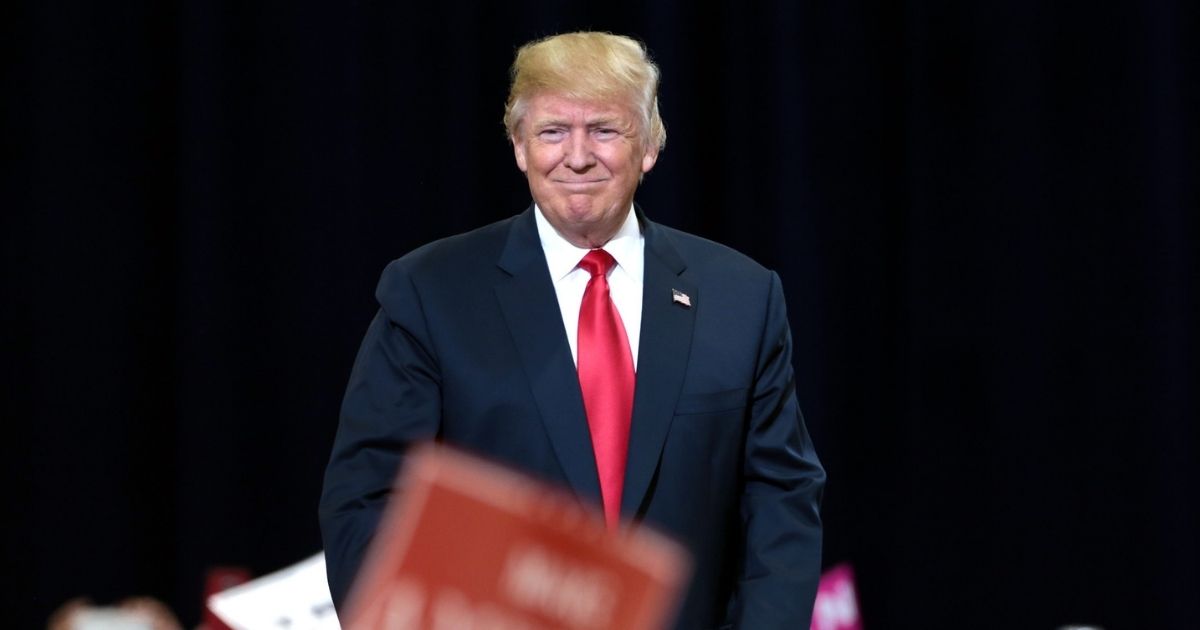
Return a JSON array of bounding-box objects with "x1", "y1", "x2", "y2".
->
[{"x1": 512, "y1": 93, "x2": 659, "y2": 248}]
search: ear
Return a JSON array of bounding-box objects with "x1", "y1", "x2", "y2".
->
[
  {"x1": 640, "y1": 143, "x2": 659, "y2": 174},
  {"x1": 512, "y1": 134, "x2": 529, "y2": 173}
]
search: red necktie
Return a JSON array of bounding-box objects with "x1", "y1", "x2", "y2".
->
[{"x1": 577, "y1": 249, "x2": 635, "y2": 530}]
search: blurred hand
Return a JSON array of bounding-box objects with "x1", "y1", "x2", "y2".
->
[{"x1": 47, "y1": 596, "x2": 183, "y2": 630}]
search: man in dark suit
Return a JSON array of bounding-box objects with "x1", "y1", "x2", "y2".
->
[{"x1": 319, "y1": 32, "x2": 825, "y2": 629}]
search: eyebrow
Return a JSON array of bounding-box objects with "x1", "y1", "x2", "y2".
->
[
  {"x1": 531, "y1": 116, "x2": 625, "y2": 129},
  {"x1": 531, "y1": 118, "x2": 570, "y2": 129},
  {"x1": 587, "y1": 117, "x2": 622, "y2": 128}
]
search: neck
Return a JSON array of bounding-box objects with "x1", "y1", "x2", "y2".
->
[
  {"x1": 564, "y1": 226, "x2": 620, "y2": 249},
  {"x1": 540, "y1": 206, "x2": 634, "y2": 250}
]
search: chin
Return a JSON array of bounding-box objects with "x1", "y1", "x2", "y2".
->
[{"x1": 558, "y1": 198, "x2": 605, "y2": 220}]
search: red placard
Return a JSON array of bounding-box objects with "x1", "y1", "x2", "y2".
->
[{"x1": 342, "y1": 445, "x2": 690, "y2": 630}]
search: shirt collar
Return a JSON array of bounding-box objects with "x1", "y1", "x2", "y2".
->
[{"x1": 534, "y1": 204, "x2": 644, "y2": 282}]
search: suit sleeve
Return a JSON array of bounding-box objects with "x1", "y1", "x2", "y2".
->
[
  {"x1": 318, "y1": 259, "x2": 442, "y2": 611},
  {"x1": 728, "y1": 270, "x2": 826, "y2": 629}
]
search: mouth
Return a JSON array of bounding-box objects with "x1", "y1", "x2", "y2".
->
[
  {"x1": 555, "y1": 179, "x2": 608, "y2": 189},
  {"x1": 554, "y1": 176, "x2": 609, "y2": 184}
]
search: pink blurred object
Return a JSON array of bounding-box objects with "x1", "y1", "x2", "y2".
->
[{"x1": 810, "y1": 563, "x2": 862, "y2": 630}]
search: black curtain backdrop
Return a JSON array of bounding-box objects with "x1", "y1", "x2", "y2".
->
[{"x1": 5, "y1": 1, "x2": 1196, "y2": 628}]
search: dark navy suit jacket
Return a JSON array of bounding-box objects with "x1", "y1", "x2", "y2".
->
[{"x1": 319, "y1": 206, "x2": 825, "y2": 629}]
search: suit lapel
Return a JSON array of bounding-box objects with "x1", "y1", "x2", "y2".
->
[
  {"x1": 622, "y1": 214, "x2": 696, "y2": 516},
  {"x1": 494, "y1": 208, "x2": 602, "y2": 504}
]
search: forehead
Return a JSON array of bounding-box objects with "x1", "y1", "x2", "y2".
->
[{"x1": 523, "y1": 92, "x2": 637, "y2": 125}]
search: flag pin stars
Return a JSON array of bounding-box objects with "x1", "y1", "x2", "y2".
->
[{"x1": 672, "y1": 289, "x2": 692, "y2": 308}]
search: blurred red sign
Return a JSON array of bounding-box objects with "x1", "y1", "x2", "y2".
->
[{"x1": 342, "y1": 445, "x2": 690, "y2": 630}]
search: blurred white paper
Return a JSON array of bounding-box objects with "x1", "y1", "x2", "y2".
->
[{"x1": 207, "y1": 552, "x2": 339, "y2": 630}]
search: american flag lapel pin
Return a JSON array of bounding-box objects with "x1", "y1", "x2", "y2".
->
[{"x1": 672, "y1": 288, "x2": 692, "y2": 308}]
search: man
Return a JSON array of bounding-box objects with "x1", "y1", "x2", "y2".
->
[{"x1": 320, "y1": 32, "x2": 825, "y2": 629}]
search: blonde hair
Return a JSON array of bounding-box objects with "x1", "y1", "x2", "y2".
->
[{"x1": 504, "y1": 32, "x2": 666, "y2": 151}]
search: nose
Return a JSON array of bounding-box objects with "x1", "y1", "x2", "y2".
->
[{"x1": 563, "y1": 129, "x2": 596, "y2": 171}]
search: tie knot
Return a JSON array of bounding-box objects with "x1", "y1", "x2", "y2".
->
[{"x1": 578, "y1": 249, "x2": 616, "y2": 279}]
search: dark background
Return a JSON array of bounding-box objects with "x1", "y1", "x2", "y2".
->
[{"x1": 4, "y1": 1, "x2": 1196, "y2": 628}]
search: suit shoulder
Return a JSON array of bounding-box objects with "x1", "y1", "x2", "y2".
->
[
  {"x1": 654, "y1": 223, "x2": 773, "y2": 280},
  {"x1": 382, "y1": 214, "x2": 517, "y2": 280}
]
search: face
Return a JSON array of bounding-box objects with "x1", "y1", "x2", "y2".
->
[{"x1": 512, "y1": 92, "x2": 659, "y2": 248}]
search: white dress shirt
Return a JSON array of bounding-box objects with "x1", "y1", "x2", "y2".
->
[{"x1": 534, "y1": 204, "x2": 644, "y2": 369}]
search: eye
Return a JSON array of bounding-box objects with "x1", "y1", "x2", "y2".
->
[
  {"x1": 538, "y1": 128, "x2": 566, "y2": 141},
  {"x1": 593, "y1": 128, "x2": 620, "y2": 140}
]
